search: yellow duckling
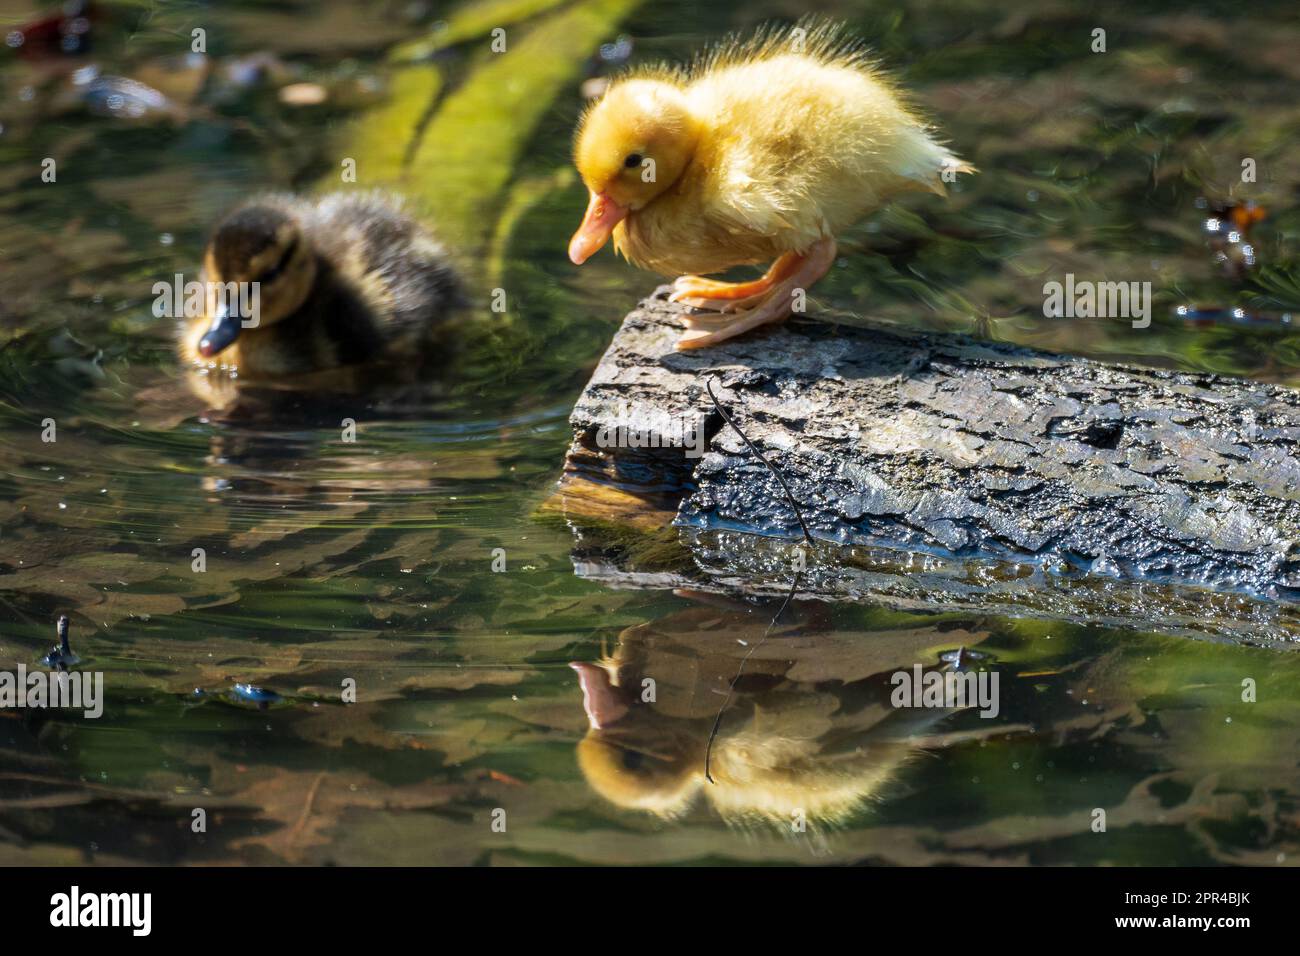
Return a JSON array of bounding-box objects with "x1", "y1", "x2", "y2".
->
[
  {"x1": 180, "y1": 191, "x2": 460, "y2": 377},
  {"x1": 568, "y1": 21, "x2": 973, "y2": 349},
  {"x1": 570, "y1": 605, "x2": 979, "y2": 829}
]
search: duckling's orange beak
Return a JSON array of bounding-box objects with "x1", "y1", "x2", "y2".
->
[
  {"x1": 568, "y1": 191, "x2": 627, "y2": 265},
  {"x1": 570, "y1": 661, "x2": 629, "y2": 729}
]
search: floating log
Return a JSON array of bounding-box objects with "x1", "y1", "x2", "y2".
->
[{"x1": 548, "y1": 287, "x2": 1300, "y2": 646}]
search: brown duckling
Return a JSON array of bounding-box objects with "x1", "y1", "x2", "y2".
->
[{"x1": 179, "y1": 191, "x2": 460, "y2": 378}]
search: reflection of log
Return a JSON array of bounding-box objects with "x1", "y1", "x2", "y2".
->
[{"x1": 550, "y1": 287, "x2": 1300, "y2": 645}]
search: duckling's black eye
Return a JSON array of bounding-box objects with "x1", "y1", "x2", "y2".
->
[
  {"x1": 258, "y1": 236, "x2": 298, "y2": 284},
  {"x1": 623, "y1": 153, "x2": 643, "y2": 169},
  {"x1": 620, "y1": 748, "x2": 646, "y2": 771}
]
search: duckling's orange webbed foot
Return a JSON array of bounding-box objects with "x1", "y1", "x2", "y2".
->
[
  {"x1": 668, "y1": 252, "x2": 802, "y2": 308},
  {"x1": 675, "y1": 238, "x2": 836, "y2": 350},
  {"x1": 678, "y1": 290, "x2": 770, "y2": 325}
]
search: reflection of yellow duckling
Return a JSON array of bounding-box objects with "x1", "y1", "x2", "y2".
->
[
  {"x1": 179, "y1": 191, "x2": 460, "y2": 378},
  {"x1": 568, "y1": 21, "x2": 973, "y2": 349},
  {"x1": 572, "y1": 604, "x2": 988, "y2": 829}
]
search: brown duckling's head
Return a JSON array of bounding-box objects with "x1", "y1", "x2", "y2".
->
[{"x1": 197, "y1": 202, "x2": 317, "y2": 358}]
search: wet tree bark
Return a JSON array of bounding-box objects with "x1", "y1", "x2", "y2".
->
[{"x1": 554, "y1": 287, "x2": 1300, "y2": 644}]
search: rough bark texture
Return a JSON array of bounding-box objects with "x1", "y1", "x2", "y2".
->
[{"x1": 556, "y1": 287, "x2": 1300, "y2": 644}]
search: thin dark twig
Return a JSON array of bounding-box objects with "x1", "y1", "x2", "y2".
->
[
  {"x1": 701, "y1": 376, "x2": 814, "y2": 783},
  {"x1": 704, "y1": 570, "x2": 801, "y2": 784},
  {"x1": 705, "y1": 377, "x2": 813, "y2": 545}
]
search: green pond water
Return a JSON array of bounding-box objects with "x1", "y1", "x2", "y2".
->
[{"x1": 1, "y1": 0, "x2": 1299, "y2": 865}]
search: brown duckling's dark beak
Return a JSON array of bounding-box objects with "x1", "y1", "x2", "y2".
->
[
  {"x1": 570, "y1": 661, "x2": 630, "y2": 729},
  {"x1": 198, "y1": 301, "x2": 241, "y2": 357}
]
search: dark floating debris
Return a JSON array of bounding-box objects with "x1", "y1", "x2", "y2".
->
[
  {"x1": 1174, "y1": 199, "x2": 1294, "y2": 327},
  {"x1": 6, "y1": 0, "x2": 95, "y2": 59},
  {"x1": 39, "y1": 614, "x2": 81, "y2": 671},
  {"x1": 1202, "y1": 199, "x2": 1266, "y2": 280},
  {"x1": 182, "y1": 683, "x2": 283, "y2": 712},
  {"x1": 231, "y1": 683, "x2": 283, "y2": 706},
  {"x1": 939, "y1": 646, "x2": 988, "y2": 670},
  {"x1": 73, "y1": 67, "x2": 182, "y2": 122},
  {"x1": 1173, "y1": 304, "x2": 1293, "y2": 327}
]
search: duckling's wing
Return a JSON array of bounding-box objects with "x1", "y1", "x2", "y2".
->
[
  {"x1": 686, "y1": 88, "x2": 830, "y2": 249},
  {"x1": 309, "y1": 192, "x2": 460, "y2": 336},
  {"x1": 711, "y1": 156, "x2": 802, "y2": 238}
]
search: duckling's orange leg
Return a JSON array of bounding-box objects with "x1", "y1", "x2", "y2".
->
[
  {"x1": 676, "y1": 238, "x2": 836, "y2": 350},
  {"x1": 669, "y1": 252, "x2": 802, "y2": 308}
]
